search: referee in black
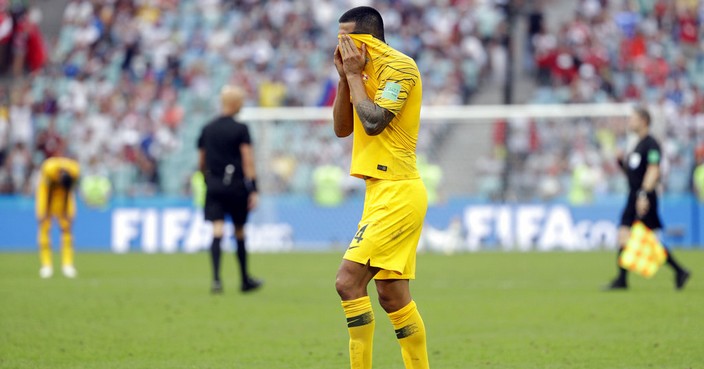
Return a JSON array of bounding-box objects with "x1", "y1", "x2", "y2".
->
[
  {"x1": 197, "y1": 85, "x2": 262, "y2": 294},
  {"x1": 605, "y1": 107, "x2": 691, "y2": 290}
]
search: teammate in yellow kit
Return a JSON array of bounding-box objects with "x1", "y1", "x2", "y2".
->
[
  {"x1": 333, "y1": 6, "x2": 429, "y2": 369},
  {"x1": 36, "y1": 156, "x2": 80, "y2": 278}
]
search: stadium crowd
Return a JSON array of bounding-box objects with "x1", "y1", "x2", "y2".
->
[
  {"x1": 0, "y1": 0, "x2": 702, "y2": 203},
  {"x1": 483, "y1": 0, "x2": 704, "y2": 203},
  {"x1": 0, "y1": 0, "x2": 507, "y2": 197}
]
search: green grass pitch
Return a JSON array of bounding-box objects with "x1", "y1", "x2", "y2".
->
[{"x1": 1, "y1": 251, "x2": 703, "y2": 369}]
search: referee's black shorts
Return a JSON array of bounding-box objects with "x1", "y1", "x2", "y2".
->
[
  {"x1": 204, "y1": 188, "x2": 249, "y2": 225},
  {"x1": 619, "y1": 192, "x2": 662, "y2": 230}
]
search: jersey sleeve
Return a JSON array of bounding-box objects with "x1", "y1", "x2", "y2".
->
[
  {"x1": 241, "y1": 124, "x2": 252, "y2": 145},
  {"x1": 197, "y1": 128, "x2": 205, "y2": 149},
  {"x1": 373, "y1": 58, "x2": 419, "y2": 116},
  {"x1": 646, "y1": 139, "x2": 661, "y2": 165}
]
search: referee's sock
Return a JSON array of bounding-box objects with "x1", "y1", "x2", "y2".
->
[
  {"x1": 236, "y1": 238, "x2": 249, "y2": 282},
  {"x1": 210, "y1": 237, "x2": 222, "y2": 282},
  {"x1": 665, "y1": 250, "x2": 685, "y2": 274},
  {"x1": 616, "y1": 247, "x2": 628, "y2": 283}
]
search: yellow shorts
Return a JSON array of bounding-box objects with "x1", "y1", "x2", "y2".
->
[
  {"x1": 36, "y1": 186, "x2": 76, "y2": 220},
  {"x1": 343, "y1": 178, "x2": 427, "y2": 280}
]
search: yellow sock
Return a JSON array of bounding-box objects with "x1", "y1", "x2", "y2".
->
[
  {"x1": 61, "y1": 231, "x2": 74, "y2": 267},
  {"x1": 388, "y1": 300, "x2": 429, "y2": 369},
  {"x1": 342, "y1": 296, "x2": 375, "y2": 369},
  {"x1": 38, "y1": 220, "x2": 52, "y2": 267}
]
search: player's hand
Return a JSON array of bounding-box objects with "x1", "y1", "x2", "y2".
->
[
  {"x1": 615, "y1": 148, "x2": 624, "y2": 160},
  {"x1": 334, "y1": 45, "x2": 345, "y2": 78},
  {"x1": 615, "y1": 149, "x2": 627, "y2": 167},
  {"x1": 636, "y1": 195, "x2": 650, "y2": 217},
  {"x1": 248, "y1": 192, "x2": 259, "y2": 211},
  {"x1": 338, "y1": 34, "x2": 366, "y2": 77}
]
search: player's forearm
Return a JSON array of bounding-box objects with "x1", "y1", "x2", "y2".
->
[
  {"x1": 198, "y1": 150, "x2": 206, "y2": 173},
  {"x1": 333, "y1": 79, "x2": 353, "y2": 137},
  {"x1": 346, "y1": 74, "x2": 391, "y2": 136},
  {"x1": 617, "y1": 158, "x2": 627, "y2": 172},
  {"x1": 240, "y1": 144, "x2": 258, "y2": 192},
  {"x1": 641, "y1": 165, "x2": 660, "y2": 193},
  {"x1": 243, "y1": 160, "x2": 256, "y2": 182}
]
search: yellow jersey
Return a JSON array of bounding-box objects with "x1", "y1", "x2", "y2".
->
[
  {"x1": 36, "y1": 157, "x2": 80, "y2": 219},
  {"x1": 347, "y1": 34, "x2": 422, "y2": 180},
  {"x1": 40, "y1": 157, "x2": 80, "y2": 185}
]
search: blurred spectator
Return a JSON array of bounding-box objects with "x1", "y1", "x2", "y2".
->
[
  {"x1": 312, "y1": 164, "x2": 345, "y2": 207},
  {"x1": 0, "y1": 0, "x2": 11, "y2": 74},
  {"x1": 0, "y1": 90, "x2": 8, "y2": 165},
  {"x1": 63, "y1": 0, "x2": 93, "y2": 26},
  {"x1": 5, "y1": 141, "x2": 32, "y2": 193},
  {"x1": 8, "y1": 5, "x2": 46, "y2": 77},
  {"x1": 35, "y1": 117, "x2": 64, "y2": 159},
  {"x1": 9, "y1": 87, "x2": 32, "y2": 146}
]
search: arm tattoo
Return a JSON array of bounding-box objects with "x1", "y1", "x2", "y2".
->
[{"x1": 354, "y1": 100, "x2": 395, "y2": 136}]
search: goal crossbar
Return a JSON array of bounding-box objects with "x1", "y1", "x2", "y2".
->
[{"x1": 238, "y1": 103, "x2": 633, "y2": 122}]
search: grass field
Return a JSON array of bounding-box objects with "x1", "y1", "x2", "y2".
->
[{"x1": 1, "y1": 251, "x2": 703, "y2": 369}]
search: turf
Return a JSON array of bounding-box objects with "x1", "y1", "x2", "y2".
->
[{"x1": 1, "y1": 251, "x2": 702, "y2": 369}]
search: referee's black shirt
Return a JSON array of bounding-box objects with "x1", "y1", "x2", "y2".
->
[
  {"x1": 619, "y1": 134, "x2": 663, "y2": 229},
  {"x1": 197, "y1": 116, "x2": 251, "y2": 185},
  {"x1": 623, "y1": 135, "x2": 661, "y2": 193}
]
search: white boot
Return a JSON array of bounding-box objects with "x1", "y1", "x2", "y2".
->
[
  {"x1": 62, "y1": 265, "x2": 77, "y2": 278},
  {"x1": 39, "y1": 266, "x2": 53, "y2": 279}
]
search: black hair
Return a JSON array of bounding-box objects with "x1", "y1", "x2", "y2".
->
[
  {"x1": 58, "y1": 170, "x2": 75, "y2": 189},
  {"x1": 634, "y1": 106, "x2": 651, "y2": 126},
  {"x1": 338, "y1": 6, "x2": 385, "y2": 42}
]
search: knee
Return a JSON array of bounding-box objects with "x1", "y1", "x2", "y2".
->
[
  {"x1": 59, "y1": 221, "x2": 72, "y2": 233},
  {"x1": 234, "y1": 225, "x2": 245, "y2": 240},
  {"x1": 377, "y1": 289, "x2": 403, "y2": 313},
  {"x1": 335, "y1": 274, "x2": 351, "y2": 299},
  {"x1": 38, "y1": 219, "x2": 51, "y2": 231},
  {"x1": 335, "y1": 273, "x2": 363, "y2": 300},
  {"x1": 212, "y1": 221, "x2": 225, "y2": 238}
]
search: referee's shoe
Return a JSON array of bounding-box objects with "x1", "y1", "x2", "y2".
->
[
  {"x1": 676, "y1": 269, "x2": 691, "y2": 290},
  {"x1": 241, "y1": 277, "x2": 263, "y2": 293}
]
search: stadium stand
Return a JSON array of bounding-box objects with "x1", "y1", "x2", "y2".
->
[
  {"x1": 489, "y1": 0, "x2": 704, "y2": 201},
  {"x1": 1, "y1": 0, "x2": 507, "y2": 197},
  {"x1": 0, "y1": 0, "x2": 702, "y2": 203}
]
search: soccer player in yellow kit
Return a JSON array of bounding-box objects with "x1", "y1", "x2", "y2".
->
[
  {"x1": 333, "y1": 6, "x2": 429, "y2": 369},
  {"x1": 35, "y1": 156, "x2": 80, "y2": 278}
]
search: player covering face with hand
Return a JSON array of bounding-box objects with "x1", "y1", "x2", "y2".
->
[{"x1": 333, "y1": 6, "x2": 430, "y2": 369}]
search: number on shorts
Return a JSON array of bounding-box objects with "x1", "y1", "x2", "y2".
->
[{"x1": 354, "y1": 224, "x2": 368, "y2": 243}]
